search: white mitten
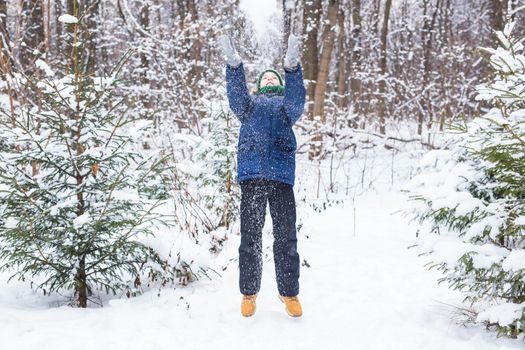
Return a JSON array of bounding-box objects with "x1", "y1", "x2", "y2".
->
[
  {"x1": 218, "y1": 35, "x2": 242, "y2": 67},
  {"x1": 284, "y1": 34, "x2": 300, "y2": 70}
]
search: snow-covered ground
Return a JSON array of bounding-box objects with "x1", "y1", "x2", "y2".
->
[
  {"x1": 1, "y1": 1, "x2": 522, "y2": 346},
  {"x1": 1, "y1": 189, "x2": 522, "y2": 349}
]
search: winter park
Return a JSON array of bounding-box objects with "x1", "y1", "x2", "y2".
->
[{"x1": 0, "y1": 0, "x2": 525, "y2": 349}]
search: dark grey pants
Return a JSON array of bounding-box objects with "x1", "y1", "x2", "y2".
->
[{"x1": 239, "y1": 178, "x2": 300, "y2": 297}]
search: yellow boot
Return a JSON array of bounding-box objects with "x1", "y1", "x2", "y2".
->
[
  {"x1": 241, "y1": 294, "x2": 257, "y2": 317},
  {"x1": 279, "y1": 294, "x2": 303, "y2": 317}
]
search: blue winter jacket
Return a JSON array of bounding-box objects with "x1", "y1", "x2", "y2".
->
[{"x1": 226, "y1": 63, "x2": 306, "y2": 186}]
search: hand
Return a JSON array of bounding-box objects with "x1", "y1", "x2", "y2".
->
[
  {"x1": 284, "y1": 34, "x2": 300, "y2": 70},
  {"x1": 218, "y1": 35, "x2": 242, "y2": 67}
]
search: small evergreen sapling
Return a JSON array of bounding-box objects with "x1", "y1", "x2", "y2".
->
[{"x1": 0, "y1": 14, "x2": 176, "y2": 307}]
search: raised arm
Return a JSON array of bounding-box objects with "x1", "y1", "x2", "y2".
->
[
  {"x1": 219, "y1": 36, "x2": 253, "y2": 123},
  {"x1": 283, "y1": 35, "x2": 306, "y2": 125},
  {"x1": 226, "y1": 63, "x2": 253, "y2": 122}
]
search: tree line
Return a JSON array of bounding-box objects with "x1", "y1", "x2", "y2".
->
[{"x1": 0, "y1": 1, "x2": 523, "y2": 155}]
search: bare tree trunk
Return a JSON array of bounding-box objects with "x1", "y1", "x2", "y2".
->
[
  {"x1": 99, "y1": 0, "x2": 109, "y2": 65},
  {"x1": 377, "y1": 0, "x2": 392, "y2": 135},
  {"x1": 44, "y1": 0, "x2": 50, "y2": 60},
  {"x1": 138, "y1": 0, "x2": 151, "y2": 114},
  {"x1": 172, "y1": 0, "x2": 203, "y2": 130},
  {"x1": 418, "y1": 0, "x2": 440, "y2": 136},
  {"x1": 20, "y1": 0, "x2": 45, "y2": 74},
  {"x1": 84, "y1": 0, "x2": 101, "y2": 74},
  {"x1": 188, "y1": 0, "x2": 202, "y2": 95},
  {"x1": 19, "y1": 0, "x2": 44, "y2": 150},
  {"x1": 0, "y1": 0, "x2": 11, "y2": 73},
  {"x1": 302, "y1": 0, "x2": 322, "y2": 119},
  {"x1": 54, "y1": 0, "x2": 63, "y2": 59},
  {"x1": 312, "y1": 0, "x2": 338, "y2": 122},
  {"x1": 0, "y1": 0, "x2": 5, "y2": 30},
  {"x1": 0, "y1": 0, "x2": 15, "y2": 127},
  {"x1": 65, "y1": 0, "x2": 100, "y2": 73},
  {"x1": 336, "y1": 3, "x2": 347, "y2": 113},
  {"x1": 439, "y1": 0, "x2": 452, "y2": 131},
  {"x1": 371, "y1": 0, "x2": 381, "y2": 36},
  {"x1": 490, "y1": 0, "x2": 505, "y2": 37},
  {"x1": 283, "y1": 0, "x2": 292, "y2": 53},
  {"x1": 188, "y1": 0, "x2": 204, "y2": 131},
  {"x1": 310, "y1": 0, "x2": 338, "y2": 159},
  {"x1": 67, "y1": 0, "x2": 80, "y2": 19},
  {"x1": 350, "y1": 0, "x2": 362, "y2": 127},
  {"x1": 66, "y1": 0, "x2": 80, "y2": 71}
]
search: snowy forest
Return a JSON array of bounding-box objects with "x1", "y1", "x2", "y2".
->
[{"x1": 0, "y1": 0, "x2": 525, "y2": 349}]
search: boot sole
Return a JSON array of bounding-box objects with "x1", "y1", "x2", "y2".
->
[{"x1": 242, "y1": 309, "x2": 256, "y2": 317}]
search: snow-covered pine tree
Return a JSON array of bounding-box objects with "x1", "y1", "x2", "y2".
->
[
  {"x1": 0, "y1": 14, "x2": 176, "y2": 307},
  {"x1": 407, "y1": 22, "x2": 525, "y2": 338}
]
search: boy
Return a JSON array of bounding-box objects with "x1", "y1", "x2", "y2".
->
[{"x1": 219, "y1": 34, "x2": 306, "y2": 318}]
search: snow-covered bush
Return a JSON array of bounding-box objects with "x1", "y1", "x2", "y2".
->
[
  {"x1": 406, "y1": 22, "x2": 525, "y2": 338},
  {"x1": 162, "y1": 105, "x2": 240, "y2": 253},
  {"x1": 194, "y1": 109, "x2": 240, "y2": 234},
  {"x1": 0, "y1": 16, "x2": 183, "y2": 307}
]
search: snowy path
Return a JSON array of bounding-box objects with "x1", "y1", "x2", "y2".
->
[{"x1": 1, "y1": 191, "x2": 522, "y2": 350}]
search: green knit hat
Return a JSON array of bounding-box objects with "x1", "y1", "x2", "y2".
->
[{"x1": 256, "y1": 69, "x2": 284, "y2": 94}]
